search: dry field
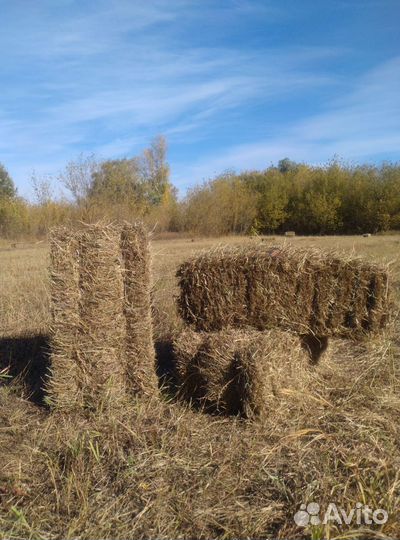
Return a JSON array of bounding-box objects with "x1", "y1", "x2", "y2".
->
[{"x1": 1, "y1": 234, "x2": 400, "y2": 539}]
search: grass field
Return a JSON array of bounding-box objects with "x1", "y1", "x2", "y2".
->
[{"x1": 1, "y1": 235, "x2": 399, "y2": 539}]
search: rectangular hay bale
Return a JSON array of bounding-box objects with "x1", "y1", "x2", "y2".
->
[
  {"x1": 173, "y1": 328, "x2": 312, "y2": 418},
  {"x1": 47, "y1": 222, "x2": 157, "y2": 411},
  {"x1": 177, "y1": 244, "x2": 390, "y2": 339}
]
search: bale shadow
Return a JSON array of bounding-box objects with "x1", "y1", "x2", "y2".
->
[
  {"x1": 0, "y1": 335, "x2": 180, "y2": 406},
  {"x1": 0, "y1": 333, "x2": 50, "y2": 405},
  {"x1": 154, "y1": 339, "x2": 243, "y2": 417},
  {"x1": 154, "y1": 339, "x2": 180, "y2": 395},
  {"x1": 0, "y1": 335, "x2": 217, "y2": 408},
  {"x1": 300, "y1": 334, "x2": 329, "y2": 364}
]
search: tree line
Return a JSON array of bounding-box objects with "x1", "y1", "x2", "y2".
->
[{"x1": 1, "y1": 141, "x2": 400, "y2": 239}]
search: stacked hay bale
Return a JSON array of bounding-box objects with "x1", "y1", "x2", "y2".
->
[
  {"x1": 174, "y1": 328, "x2": 311, "y2": 418},
  {"x1": 48, "y1": 222, "x2": 157, "y2": 412},
  {"x1": 174, "y1": 244, "x2": 390, "y2": 417},
  {"x1": 177, "y1": 244, "x2": 389, "y2": 338}
]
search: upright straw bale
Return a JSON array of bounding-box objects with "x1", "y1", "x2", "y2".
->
[
  {"x1": 74, "y1": 224, "x2": 126, "y2": 410},
  {"x1": 173, "y1": 328, "x2": 312, "y2": 418},
  {"x1": 48, "y1": 227, "x2": 81, "y2": 408},
  {"x1": 48, "y1": 222, "x2": 157, "y2": 411},
  {"x1": 177, "y1": 244, "x2": 390, "y2": 339},
  {"x1": 120, "y1": 223, "x2": 157, "y2": 396}
]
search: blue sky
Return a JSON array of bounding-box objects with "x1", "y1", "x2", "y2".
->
[{"x1": 1, "y1": 0, "x2": 399, "y2": 198}]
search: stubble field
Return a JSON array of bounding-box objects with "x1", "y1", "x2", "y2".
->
[{"x1": 0, "y1": 234, "x2": 399, "y2": 539}]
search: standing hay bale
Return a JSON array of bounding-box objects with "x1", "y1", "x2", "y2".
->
[
  {"x1": 48, "y1": 228, "x2": 81, "y2": 407},
  {"x1": 74, "y1": 225, "x2": 126, "y2": 411},
  {"x1": 176, "y1": 244, "x2": 390, "y2": 340},
  {"x1": 173, "y1": 328, "x2": 312, "y2": 418},
  {"x1": 120, "y1": 223, "x2": 158, "y2": 396},
  {"x1": 47, "y1": 222, "x2": 157, "y2": 411}
]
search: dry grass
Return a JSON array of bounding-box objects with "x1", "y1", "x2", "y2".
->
[{"x1": 1, "y1": 234, "x2": 400, "y2": 539}]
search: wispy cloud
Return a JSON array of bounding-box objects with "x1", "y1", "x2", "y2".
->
[
  {"x1": 0, "y1": 0, "x2": 397, "y2": 196},
  {"x1": 173, "y1": 56, "x2": 400, "y2": 190},
  {"x1": 1, "y1": 3, "x2": 339, "y2": 195}
]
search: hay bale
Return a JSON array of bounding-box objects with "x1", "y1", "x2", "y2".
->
[
  {"x1": 284, "y1": 231, "x2": 296, "y2": 237},
  {"x1": 173, "y1": 328, "x2": 311, "y2": 418},
  {"x1": 120, "y1": 223, "x2": 158, "y2": 396},
  {"x1": 48, "y1": 228, "x2": 81, "y2": 407},
  {"x1": 176, "y1": 244, "x2": 390, "y2": 339},
  {"x1": 47, "y1": 222, "x2": 157, "y2": 411}
]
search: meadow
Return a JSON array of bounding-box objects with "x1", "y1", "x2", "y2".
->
[{"x1": 0, "y1": 234, "x2": 399, "y2": 539}]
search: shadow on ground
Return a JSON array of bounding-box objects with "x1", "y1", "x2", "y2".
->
[
  {"x1": 155, "y1": 339, "x2": 179, "y2": 395},
  {"x1": 0, "y1": 333, "x2": 51, "y2": 405},
  {"x1": 0, "y1": 334, "x2": 178, "y2": 406}
]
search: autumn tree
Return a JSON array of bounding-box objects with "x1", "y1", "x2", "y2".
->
[
  {"x1": 59, "y1": 153, "x2": 99, "y2": 206},
  {"x1": 0, "y1": 163, "x2": 16, "y2": 198},
  {"x1": 242, "y1": 170, "x2": 289, "y2": 232},
  {"x1": 90, "y1": 158, "x2": 142, "y2": 204},
  {"x1": 183, "y1": 173, "x2": 258, "y2": 235},
  {"x1": 138, "y1": 135, "x2": 171, "y2": 206}
]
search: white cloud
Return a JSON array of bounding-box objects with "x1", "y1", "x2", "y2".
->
[
  {"x1": 173, "y1": 56, "x2": 400, "y2": 190},
  {"x1": 1, "y1": 1, "x2": 396, "y2": 197},
  {"x1": 1, "y1": 2, "x2": 339, "y2": 196}
]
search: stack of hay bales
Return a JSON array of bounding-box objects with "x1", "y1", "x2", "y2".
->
[
  {"x1": 173, "y1": 244, "x2": 390, "y2": 417},
  {"x1": 48, "y1": 222, "x2": 157, "y2": 412}
]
